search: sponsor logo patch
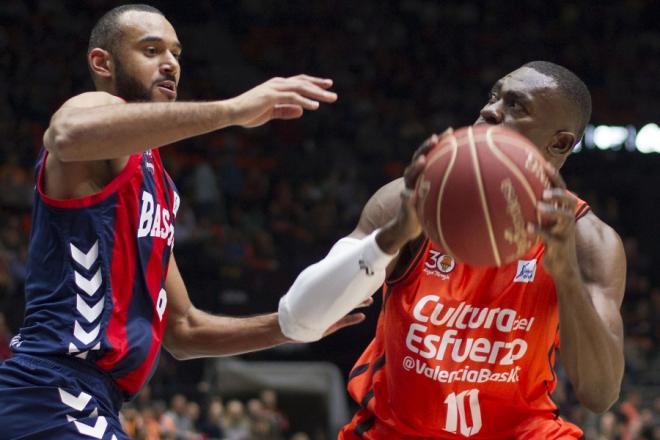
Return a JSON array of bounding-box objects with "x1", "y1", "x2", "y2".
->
[
  {"x1": 424, "y1": 250, "x2": 456, "y2": 279},
  {"x1": 514, "y1": 259, "x2": 536, "y2": 283}
]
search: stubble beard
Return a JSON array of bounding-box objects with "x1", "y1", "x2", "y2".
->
[{"x1": 113, "y1": 56, "x2": 153, "y2": 103}]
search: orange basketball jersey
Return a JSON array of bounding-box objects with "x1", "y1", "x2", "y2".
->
[{"x1": 340, "y1": 199, "x2": 591, "y2": 439}]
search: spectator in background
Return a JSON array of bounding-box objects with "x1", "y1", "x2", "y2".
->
[
  {"x1": 223, "y1": 399, "x2": 251, "y2": 440},
  {"x1": 141, "y1": 405, "x2": 164, "y2": 440},
  {"x1": 260, "y1": 389, "x2": 289, "y2": 435},
  {"x1": 163, "y1": 394, "x2": 193, "y2": 440},
  {"x1": 185, "y1": 401, "x2": 202, "y2": 438},
  {"x1": 199, "y1": 397, "x2": 225, "y2": 440}
]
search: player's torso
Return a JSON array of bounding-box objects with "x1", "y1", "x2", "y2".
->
[
  {"x1": 349, "y1": 240, "x2": 561, "y2": 438},
  {"x1": 13, "y1": 149, "x2": 179, "y2": 399}
]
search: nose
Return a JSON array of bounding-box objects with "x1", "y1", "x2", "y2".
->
[
  {"x1": 479, "y1": 101, "x2": 503, "y2": 125},
  {"x1": 160, "y1": 53, "x2": 179, "y2": 78}
]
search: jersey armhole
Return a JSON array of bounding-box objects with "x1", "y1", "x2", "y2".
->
[
  {"x1": 37, "y1": 150, "x2": 142, "y2": 209},
  {"x1": 575, "y1": 204, "x2": 590, "y2": 220},
  {"x1": 386, "y1": 237, "x2": 430, "y2": 286}
]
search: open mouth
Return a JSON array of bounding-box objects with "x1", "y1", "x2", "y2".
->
[{"x1": 156, "y1": 80, "x2": 177, "y2": 99}]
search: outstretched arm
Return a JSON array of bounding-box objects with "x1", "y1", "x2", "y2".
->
[
  {"x1": 530, "y1": 166, "x2": 626, "y2": 413},
  {"x1": 278, "y1": 134, "x2": 444, "y2": 342},
  {"x1": 162, "y1": 255, "x2": 366, "y2": 360},
  {"x1": 44, "y1": 75, "x2": 337, "y2": 162}
]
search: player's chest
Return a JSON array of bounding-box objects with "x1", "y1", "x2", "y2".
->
[{"x1": 385, "y1": 245, "x2": 558, "y2": 342}]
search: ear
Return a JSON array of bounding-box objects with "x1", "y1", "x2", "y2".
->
[
  {"x1": 547, "y1": 131, "x2": 576, "y2": 156},
  {"x1": 88, "y1": 48, "x2": 114, "y2": 82}
]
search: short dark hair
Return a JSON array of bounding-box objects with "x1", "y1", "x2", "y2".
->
[
  {"x1": 88, "y1": 4, "x2": 164, "y2": 55},
  {"x1": 523, "y1": 61, "x2": 592, "y2": 144}
]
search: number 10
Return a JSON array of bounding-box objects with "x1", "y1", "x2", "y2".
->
[{"x1": 443, "y1": 389, "x2": 482, "y2": 437}]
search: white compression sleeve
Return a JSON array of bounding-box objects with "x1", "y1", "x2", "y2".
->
[{"x1": 278, "y1": 229, "x2": 397, "y2": 342}]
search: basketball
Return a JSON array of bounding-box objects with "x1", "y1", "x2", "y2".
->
[{"x1": 415, "y1": 125, "x2": 551, "y2": 267}]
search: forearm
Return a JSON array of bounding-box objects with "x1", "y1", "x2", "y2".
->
[
  {"x1": 46, "y1": 100, "x2": 232, "y2": 161},
  {"x1": 278, "y1": 230, "x2": 396, "y2": 342},
  {"x1": 165, "y1": 309, "x2": 289, "y2": 360},
  {"x1": 555, "y1": 267, "x2": 624, "y2": 412}
]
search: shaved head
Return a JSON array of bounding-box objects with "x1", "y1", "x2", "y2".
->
[
  {"x1": 88, "y1": 4, "x2": 164, "y2": 56},
  {"x1": 523, "y1": 61, "x2": 592, "y2": 144}
]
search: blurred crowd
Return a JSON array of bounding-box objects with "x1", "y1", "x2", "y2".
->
[
  {"x1": 0, "y1": 1, "x2": 658, "y2": 439},
  {"x1": 117, "y1": 388, "x2": 299, "y2": 440}
]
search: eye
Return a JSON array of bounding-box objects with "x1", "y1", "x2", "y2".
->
[
  {"x1": 487, "y1": 91, "x2": 498, "y2": 103},
  {"x1": 144, "y1": 46, "x2": 158, "y2": 56},
  {"x1": 504, "y1": 97, "x2": 525, "y2": 113}
]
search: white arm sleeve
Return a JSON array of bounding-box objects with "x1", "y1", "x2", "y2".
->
[{"x1": 278, "y1": 229, "x2": 396, "y2": 342}]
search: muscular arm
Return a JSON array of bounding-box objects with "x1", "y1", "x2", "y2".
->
[
  {"x1": 277, "y1": 135, "x2": 439, "y2": 342},
  {"x1": 44, "y1": 92, "x2": 234, "y2": 162},
  {"x1": 163, "y1": 255, "x2": 364, "y2": 360},
  {"x1": 555, "y1": 212, "x2": 626, "y2": 413},
  {"x1": 163, "y1": 255, "x2": 287, "y2": 360},
  {"x1": 42, "y1": 75, "x2": 336, "y2": 200},
  {"x1": 44, "y1": 75, "x2": 336, "y2": 162}
]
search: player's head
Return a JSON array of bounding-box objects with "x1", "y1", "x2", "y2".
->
[
  {"x1": 87, "y1": 4, "x2": 181, "y2": 102},
  {"x1": 476, "y1": 61, "x2": 592, "y2": 168}
]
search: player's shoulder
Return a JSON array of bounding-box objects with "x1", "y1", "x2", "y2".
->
[
  {"x1": 59, "y1": 91, "x2": 125, "y2": 110},
  {"x1": 575, "y1": 210, "x2": 625, "y2": 279},
  {"x1": 576, "y1": 210, "x2": 622, "y2": 249}
]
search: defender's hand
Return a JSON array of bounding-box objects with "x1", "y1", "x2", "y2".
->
[
  {"x1": 226, "y1": 75, "x2": 337, "y2": 128},
  {"x1": 527, "y1": 163, "x2": 579, "y2": 277},
  {"x1": 322, "y1": 297, "x2": 374, "y2": 337}
]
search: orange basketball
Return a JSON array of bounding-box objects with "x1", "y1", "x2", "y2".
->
[{"x1": 415, "y1": 125, "x2": 551, "y2": 267}]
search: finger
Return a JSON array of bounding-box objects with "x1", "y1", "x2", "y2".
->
[
  {"x1": 276, "y1": 92, "x2": 320, "y2": 110},
  {"x1": 527, "y1": 222, "x2": 562, "y2": 242},
  {"x1": 538, "y1": 201, "x2": 574, "y2": 219},
  {"x1": 277, "y1": 80, "x2": 337, "y2": 102},
  {"x1": 438, "y1": 127, "x2": 454, "y2": 140},
  {"x1": 403, "y1": 155, "x2": 426, "y2": 190},
  {"x1": 412, "y1": 134, "x2": 440, "y2": 162},
  {"x1": 356, "y1": 297, "x2": 374, "y2": 308},
  {"x1": 331, "y1": 313, "x2": 366, "y2": 332},
  {"x1": 290, "y1": 74, "x2": 334, "y2": 88},
  {"x1": 535, "y1": 204, "x2": 575, "y2": 237},
  {"x1": 541, "y1": 189, "x2": 577, "y2": 211},
  {"x1": 272, "y1": 105, "x2": 304, "y2": 120},
  {"x1": 543, "y1": 162, "x2": 567, "y2": 189}
]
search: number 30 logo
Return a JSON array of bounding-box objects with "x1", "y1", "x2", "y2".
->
[{"x1": 443, "y1": 389, "x2": 482, "y2": 437}]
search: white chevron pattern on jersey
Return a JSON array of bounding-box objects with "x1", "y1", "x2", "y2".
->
[
  {"x1": 77, "y1": 295, "x2": 104, "y2": 323},
  {"x1": 70, "y1": 241, "x2": 104, "y2": 356},
  {"x1": 73, "y1": 321, "x2": 100, "y2": 345},
  {"x1": 66, "y1": 407, "x2": 99, "y2": 423},
  {"x1": 59, "y1": 388, "x2": 92, "y2": 412},
  {"x1": 74, "y1": 269, "x2": 102, "y2": 297},
  {"x1": 70, "y1": 241, "x2": 99, "y2": 271},
  {"x1": 73, "y1": 416, "x2": 108, "y2": 439},
  {"x1": 68, "y1": 341, "x2": 101, "y2": 359}
]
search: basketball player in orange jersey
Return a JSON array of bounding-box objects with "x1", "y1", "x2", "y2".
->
[{"x1": 278, "y1": 61, "x2": 626, "y2": 439}]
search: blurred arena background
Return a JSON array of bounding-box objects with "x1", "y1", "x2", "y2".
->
[{"x1": 0, "y1": 1, "x2": 658, "y2": 439}]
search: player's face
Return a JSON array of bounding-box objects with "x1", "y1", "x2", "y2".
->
[
  {"x1": 111, "y1": 11, "x2": 181, "y2": 103},
  {"x1": 475, "y1": 67, "x2": 570, "y2": 160}
]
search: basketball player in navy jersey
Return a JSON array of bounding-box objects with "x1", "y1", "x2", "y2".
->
[{"x1": 0, "y1": 4, "x2": 364, "y2": 439}]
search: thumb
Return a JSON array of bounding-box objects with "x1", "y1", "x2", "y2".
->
[{"x1": 272, "y1": 105, "x2": 304, "y2": 120}]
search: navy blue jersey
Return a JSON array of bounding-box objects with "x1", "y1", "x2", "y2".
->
[{"x1": 11, "y1": 148, "x2": 179, "y2": 399}]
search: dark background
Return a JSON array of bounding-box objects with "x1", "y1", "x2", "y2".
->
[{"x1": 0, "y1": 1, "x2": 658, "y2": 439}]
